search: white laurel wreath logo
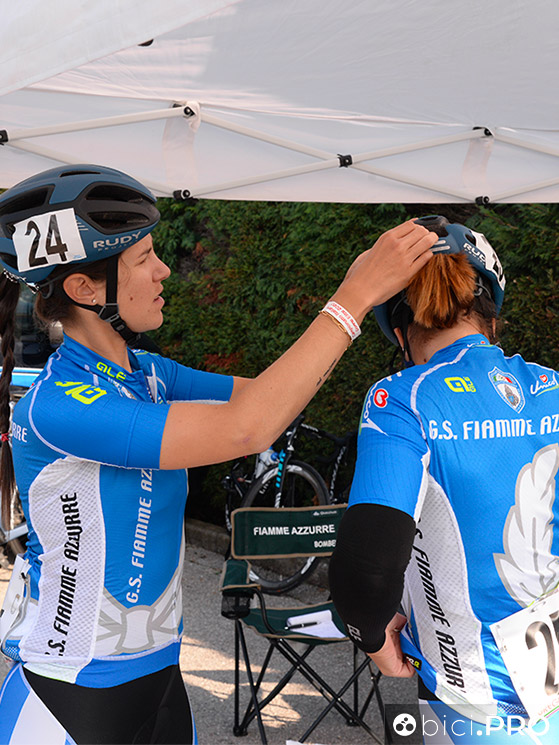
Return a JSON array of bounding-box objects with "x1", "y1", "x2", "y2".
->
[{"x1": 494, "y1": 444, "x2": 559, "y2": 607}]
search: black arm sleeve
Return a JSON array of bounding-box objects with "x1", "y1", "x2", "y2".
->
[{"x1": 329, "y1": 503, "x2": 416, "y2": 653}]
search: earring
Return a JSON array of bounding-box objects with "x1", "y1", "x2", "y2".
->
[{"x1": 92, "y1": 299, "x2": 97, "y2": 305}]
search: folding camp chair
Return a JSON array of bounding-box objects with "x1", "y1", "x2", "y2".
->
[{"x1": 220, "y1": 504, "x2": 387, "y2": 744}]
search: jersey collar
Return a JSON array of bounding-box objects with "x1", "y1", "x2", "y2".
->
[
  {"x1": 59, "y1": 333, "x2": 145, "y2": 390},
  {"x1": 429, "y1": 333, "x2": 493, "y2": 364}
]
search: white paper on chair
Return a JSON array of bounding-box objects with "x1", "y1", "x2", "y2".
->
[{"x1": 285, "y1": 609, "x2": 345, "y2": 639}]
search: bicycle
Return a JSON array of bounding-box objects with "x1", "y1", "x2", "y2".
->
[
  {"x1": 0, "y1": 392, "x2": 30, "y2": 560},
  {"x1": 222, "y1": 414, "x2": 357, "y2": 594}
]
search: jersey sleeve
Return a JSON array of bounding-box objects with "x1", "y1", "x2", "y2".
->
[
  {"x1": 26, "y1": 380, "x2": 169, "y2": 469},
  {"x1": 349, "y1": 377, "x2": 430, "y2": 519},
  {"x1": 152, "y1": 355, "x2": 234, "y2": 403}
]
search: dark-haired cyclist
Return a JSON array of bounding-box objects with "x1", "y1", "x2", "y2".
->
[{"x1": 0, "y1": 165, "x2": 435, "y2": 744}]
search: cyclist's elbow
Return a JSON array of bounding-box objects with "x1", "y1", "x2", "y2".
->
[{"x1": 234, "y1": 422, "x2": 276, "y2": 457}]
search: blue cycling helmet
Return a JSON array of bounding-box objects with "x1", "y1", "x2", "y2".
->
[
  {"x1": 0, "y1": 164, "x2": 159, "y2": 286},
  {"x1": 374, "y1": 215, "x2": 506, "y2": 346},
  {"x1": 0, "y1": 165, "x2": 160, "y2": 343}
]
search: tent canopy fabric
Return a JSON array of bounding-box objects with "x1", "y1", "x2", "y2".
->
[{"x1": 2, "y1": 0, "x2": 559, "y2": 203}]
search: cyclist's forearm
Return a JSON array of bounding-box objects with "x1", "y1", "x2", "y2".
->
[
  {"x1": 160, "y1": 312, "x2": 349, "y2": 469},
  {"x1": 226, "y1": 310, "x2": 352, "y2": 450}
]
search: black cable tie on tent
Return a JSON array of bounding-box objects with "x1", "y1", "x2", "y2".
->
[
  {"x1": 337, "y1": 154, "x2": 353, "y2": 167},
  {"x1": 173, "y1": 189, "x2": 192, "y2": 200},
  {"x1": 183, "y1": 107, "x2": 196, "y2": 118},
  {"x1": 473, "y1": 126, "x2": 493, "y2": 137},
  {"x1": 475, "y1": 195, "x2": 491, "y2": 205},
  {"x1": 0, "y1": 130, "x2": 8, "y2": 144}
]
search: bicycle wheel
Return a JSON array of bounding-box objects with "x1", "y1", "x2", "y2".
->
[
  {"x1": 239, "y1": 460, "x2": 330, "y2": 594},
  {"x1": 0, "y1": 499, "x2": 27, "y2": 561}
]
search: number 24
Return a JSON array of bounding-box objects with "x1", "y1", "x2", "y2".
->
[{"x1": 25, "y1": 214, "x2": 68, "y2": 267}]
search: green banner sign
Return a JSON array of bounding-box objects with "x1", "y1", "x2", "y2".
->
[{"x1": 231, "y1": 505, "x2": 346, "y2": 558}]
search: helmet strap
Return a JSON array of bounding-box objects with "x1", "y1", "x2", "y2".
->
[
  {"x1": 74, "y1": 254, "x2": 140, "y2": 345},
  {"x1": 398, "y1": 312, "x2": 415, "y2": 368},
  {"x1": 389, "y1": 292, "x2": 415, "y2": 368},
  {"x1": 473, "y1": 274, "x2": 492, "y2": 301}
]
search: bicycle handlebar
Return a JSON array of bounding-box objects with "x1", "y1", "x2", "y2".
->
[
  {"x1": 299, "y1": 420, "x2": 356, "y2": 447},
  {"x1": 278, "y1": 414, "x2": 356, "y2": 454}
]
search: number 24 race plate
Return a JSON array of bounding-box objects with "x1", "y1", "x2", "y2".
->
[{"x1": 12, "y1": 208, "x2": 86, "y2": 273}]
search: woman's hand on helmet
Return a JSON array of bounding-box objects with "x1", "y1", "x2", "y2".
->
[{"x1": 331, "y1": 219, "x2": 438, "y2": 323}]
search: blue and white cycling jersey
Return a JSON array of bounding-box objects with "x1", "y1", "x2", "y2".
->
[
  {"x1": 3, "y1": 334, "x2": 233, "y2": 687},
  {"x1": 349, "y1": 334, "x2": 559, "y2": 722}
]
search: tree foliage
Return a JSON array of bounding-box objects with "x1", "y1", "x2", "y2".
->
[{"x1": 151, "y1": 200, "x2": 559, "y2": 523}]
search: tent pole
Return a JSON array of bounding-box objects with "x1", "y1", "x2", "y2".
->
[
  {"x1": 5, "y1": 106, "x2": 186, "y2": 141},
  {"x1": 489, "y1": 177, "x2": 559, "y2": 202},
  {"x1": 201, "y1": 110, "x2": 486, "y2": 162},
  {"x1": 8, "y1": 140, "x2": 173, "y2": 196},
  {"x1": 189, "y1": 158, "x2": 473, "y2": 201},
  {"x1": 5, "y1": 105, "x2": 488, "y2": 202},
  {"x1": 351, "y1": 163, "x2": 473, "y2": 201},
  {"x1": 494, "y1": 131, "x2": 559, "y2": 159}
]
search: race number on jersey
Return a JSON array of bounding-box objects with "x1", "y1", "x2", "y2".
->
[
  {"x1": 491, "y1": 588, "x2": 559, "y2": 723},
  {"x1": 12, "y1": 208, "x2": 86, "y2": 273}
]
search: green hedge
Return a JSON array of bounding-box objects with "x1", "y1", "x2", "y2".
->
[{"x1": 151, "y1": 201, "x2": 559, "y2": 524}]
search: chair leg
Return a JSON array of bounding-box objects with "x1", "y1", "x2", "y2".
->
[
  {"x1": 233, "y1": 626, "x2": 385, "y2": 744},
  {"x1": 373, "y1": 675, "x2": 392, "y2": 745},
  {"x1": 352, "y1": 643, "x2": 359, "y2": 725},
  {"x1": 357, "y1": 665, "x2": 392, "y2": 745},
  {"x1": 239, "y1": 642, "x2": 314, "y2": 733},
  {"x1": 234, "y1": 620, "x2": 269, "y2": 744},
  {"x1": 265, "y1": 639, "x2": 381, "y2": 743},
  {"x1": 237, "y1": 643, "x2": 275, "y2": 735},
  {"x1": 234, "y1": 621, "x2": 240, "y2": 734},
  {"x1": 295, "y1": 653, "x2": 382, "y2": 744}
]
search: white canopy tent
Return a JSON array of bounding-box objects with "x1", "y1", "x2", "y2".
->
[{"x1": 2, "y1": 0, "x2": 559, "y2": 203}]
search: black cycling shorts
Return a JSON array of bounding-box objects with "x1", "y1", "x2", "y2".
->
[{"x1": 24, "y1": 664, "x2": 194, "y2": 744}]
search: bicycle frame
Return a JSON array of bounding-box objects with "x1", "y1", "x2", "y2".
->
[
  {"x1": 222, "y1": 414, "x2": 357, "y2": 534},
  {"x1": 270, "y1": 416, "x2": 302, "y2": 508}
]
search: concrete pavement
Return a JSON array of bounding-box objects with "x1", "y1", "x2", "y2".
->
[{"x1": 0, "y1": 521, "x2": 417, "y2": 744}]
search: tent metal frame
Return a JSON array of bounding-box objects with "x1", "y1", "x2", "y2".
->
[{"x1": 4, "y1": 103, "x2": 558, "y2": 202}]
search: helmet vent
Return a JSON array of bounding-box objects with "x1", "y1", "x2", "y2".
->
[
  {"x1": 0, "y1": 187, "x2": 50, "y2": 218},
  {"x1": 60, "y1": 169, "x2": 102, "y2": 177},
  {"x1": 89, "y1": 211, "x2": 152, "y2": 230},
  {"x1": 86, "y1": 184, "x2": 151, "y2": 203}
]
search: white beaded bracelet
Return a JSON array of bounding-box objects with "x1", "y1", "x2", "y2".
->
[{"x1": 318, "y1": 301, "x2": 361, "y2": 344}]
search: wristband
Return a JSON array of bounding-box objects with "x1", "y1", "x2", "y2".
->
[{"x1": 319, "y1": 301, "x2": 361, "y2": 344}]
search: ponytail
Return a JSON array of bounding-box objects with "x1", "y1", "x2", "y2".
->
[
  {"x1": 0, "y1": 273, "x2": 20, "y2": 536},
  {"x1": 406, "y1": 254, "x2": 477, "y2": 328},
  {"x1": 406, "y1": 254, "x2": 497, "y2": 341}
]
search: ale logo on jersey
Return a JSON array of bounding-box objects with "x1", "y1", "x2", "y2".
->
[
  {"x1": 445, "y1": 376, "x2": 476, "y2": 393},
  {"x1": 373, "y1": 388, "x2": 389, "y2": 408},
  {"x1": 488, "y1": 367, "x2": 525, "y2": 413}
]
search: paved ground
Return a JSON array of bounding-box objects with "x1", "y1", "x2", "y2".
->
[{"x1": 0, "y1": 524, "x2": 418, "y2": 745}]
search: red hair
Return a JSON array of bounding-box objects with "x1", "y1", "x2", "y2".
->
[{"x1": 406, "y1": 254, "x2": 478, "y2": 329}]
